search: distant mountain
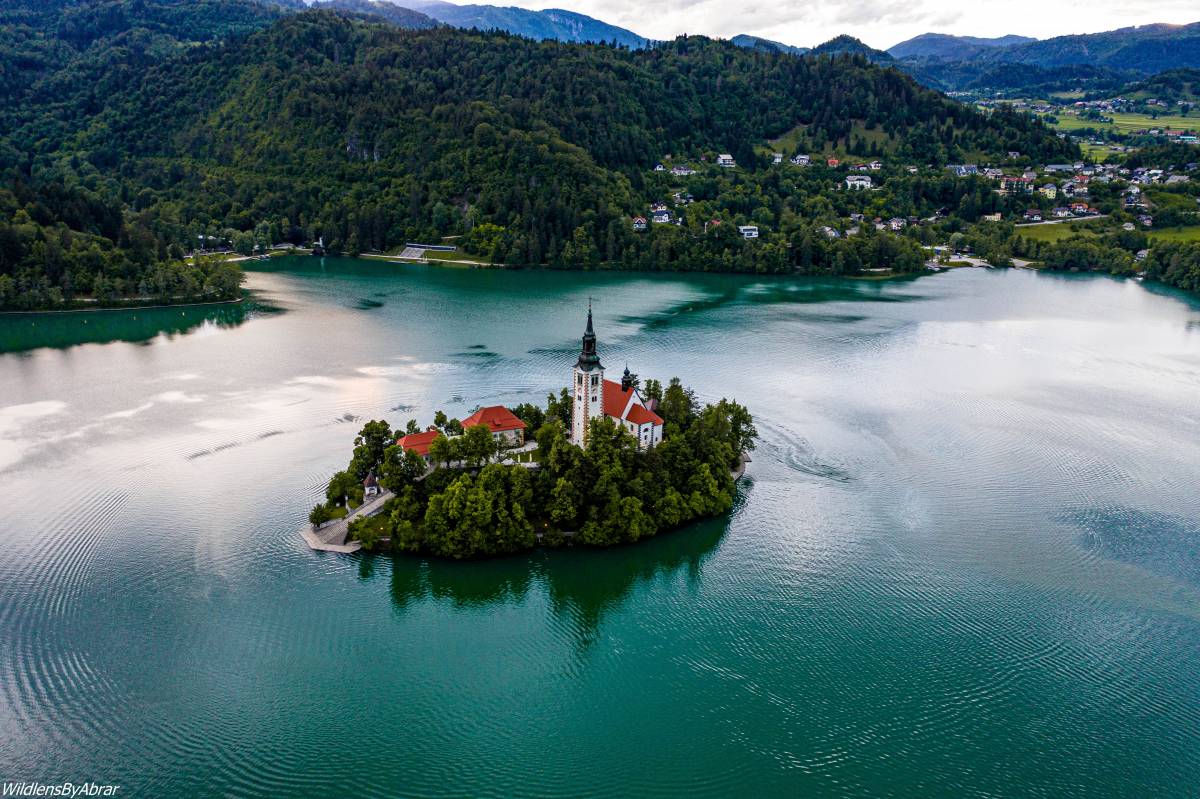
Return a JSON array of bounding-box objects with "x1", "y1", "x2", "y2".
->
[
  {"x1": 311, "y1": 0, "x2": 437, "y2": 28},
  {"x1": 392, "y1": 0, "x2": 650, "y2": 47},
  {"x1": 729, "y1": 34, "x2": 808, "y2": 56},
  {"x1": 888, "y1": 33, "x2": 1035, "y2": 61},
  {"x1": 809, "y1": 35, "x2": 893, "y2": 64},
  {"x1": 987, "y1": 22, "x2": 1200, "y2": 73}
]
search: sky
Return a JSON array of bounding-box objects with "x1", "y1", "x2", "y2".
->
[{"x1": 498, "y1": 0, "x2": 1199, "y2": 50}]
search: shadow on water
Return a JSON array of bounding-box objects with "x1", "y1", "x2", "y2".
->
[
  {"x1": 1069, "y1": 507, "x2": 1200, "y2": 586},
  {"x1": 617, "y1": 275, "x2": 922, "y2": 333},
  {"x1": 0, "y1": 298, "x2": 280, "y2": 354},
  {"x1": 365, "y1": 511, "x2": 732, "y2": 653}
]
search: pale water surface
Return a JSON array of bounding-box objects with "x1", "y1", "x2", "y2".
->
[{"x1": 1, "y1": 258, "x2": 1199, "y2": 796}]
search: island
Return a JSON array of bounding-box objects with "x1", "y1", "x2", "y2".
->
[{"x1": 304, "y1": 307, "x2": 757, "y2": 558}]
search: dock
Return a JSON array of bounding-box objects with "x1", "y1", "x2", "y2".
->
[{"x1": 300, "y1": 488, "x2": 393, "y2": 553}]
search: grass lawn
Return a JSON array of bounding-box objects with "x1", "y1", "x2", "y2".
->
[
  {"x1": 506, "y1": 449, "x2": 540, "y2": 464},
  {"x1": 765, "y1": 120, "x2": 895, "y2": 157},
  {"x1": 1017, "y1": 220, "x2": 1105, "y2": 243},
  {"x1": 1148, "y1": 225, "x2": 1200, "y2": 243},
  {"x1": 1045, "y1": 110, "x2": 1198, "y2": 134},
  {"x1": 350, "y1": 514, "x2": 389, "y2": 541}
]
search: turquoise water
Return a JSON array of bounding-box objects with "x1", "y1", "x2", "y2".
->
[{"x1": 1, "y1": 258, "x2": 1199, "y2": 796}]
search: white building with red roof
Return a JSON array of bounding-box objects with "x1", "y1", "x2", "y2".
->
[
  {"x1": 570, "y1": 305, "x2": 663, "y2": 450},
  {"x1": 462, "y1": 405, "x2": 526, "y2": 448}
]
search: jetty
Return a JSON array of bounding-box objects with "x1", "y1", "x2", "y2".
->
[{"x1": 300, "y1": 488, "x2": 393, "y2": 553}]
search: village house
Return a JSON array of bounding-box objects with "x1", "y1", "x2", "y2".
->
[
  {"x1": 716, "y1": 153, "x2": 736, "y2": 168},
  {"x1": 654, "y1": 163, "x2": 665, "y2": 172},
  {"x1": 738, "y1": 225, "x2": 759, "y2": 239},
  {"x1": 845, "y1": 175, "x2": 872, "y2": 190},
  {"x1": 652, "y1": 209, "x2": 672, "y2": 224},
  {"x1": 827, "y1": 158, "x2": 840, "y2": 167},
  {"x1": 791, "y1": 154, "x2": 810, "y2": 166},
  {"x1": 397, "y1": 406, "x2": 528, "y2": 462},
  {"x1": 1001, "y1": 176, "x2": 1033, "y2": 194},
  {"x1": 1024, "y1": 209, "x2": 1043, "y2": 222},
  {"x1": 888, "y1": 217, "x2": 907, "y2": 231},
  {"x1": 981, "y1": 212, "x2": 1002, "y2": 222},
  {"x1": 1138, "y1": 214, "x2": 1154, "y2": 227},
  {"x1": 671, "y1": 165, "x2": 696, "y2": 177},
  {"x1": 869, "y1": 160, "x2": 883, "y2": 171},
  {"x1": 772, "y1": 153, "x2": 784, "y2": 165},
  {"x1": 632, "y1": 216, "x2": 647, "y2": 231},
  {"x1": 1070, "y1": 202, "x2": 1090, "y2": 214},
  {"x1": 1053, "y1": 207, "x2": 1071, "y2": 218},
  {"x1": 1039, "y1": 184, "x2": 1057, "y2": 199},
  {"x1": 570, "y1": 307, "x2": 663, "y2": 450}
]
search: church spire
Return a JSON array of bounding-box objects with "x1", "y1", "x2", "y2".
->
[{"x1": 576, "y1": 301, "x2": 603, "y2": 372}]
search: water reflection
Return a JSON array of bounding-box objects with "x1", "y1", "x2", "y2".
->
[
  {"x1": 0, "y1": 299, "x2": 276, "y2": 354},
  {"x1": 374, "y1": 507, "x2": 733, "y2": 652}
]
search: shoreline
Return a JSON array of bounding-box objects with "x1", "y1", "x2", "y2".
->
[
  {"x1": 309, "y1": 452, "x2": 754, "y2": 557},
  {"x1": 0, "y1": 295, "x2": 246, "y2": 317}
]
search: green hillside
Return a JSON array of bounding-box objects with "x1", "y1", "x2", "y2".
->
[{"x1": 0, "y1": 2, "x2": 1075, "y2": 308}]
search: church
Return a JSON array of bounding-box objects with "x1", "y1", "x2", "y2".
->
[{"x1": 571, "y1": 305, "x2": 664, "y2": 450}]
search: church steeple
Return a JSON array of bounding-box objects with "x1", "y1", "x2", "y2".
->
[
  {"x1": 576, "y1": 301, "x2": 603, "y2": 372},
  {"x1": 621, "y1": 363, "x2": 633, "y2": 391}
]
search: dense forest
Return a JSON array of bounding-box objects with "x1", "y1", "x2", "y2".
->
[
  {"x1": 0, "y1": 0, "x2": 1078, "y2": 307},
  {"x1": 314, "y1": 379, "x2": 756, "y2": 559}
]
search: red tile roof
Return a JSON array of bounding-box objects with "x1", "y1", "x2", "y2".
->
[
  {"x1": 462, "y1": 405, "x2": 526, "y2": 433},
  {"x1": 397, "y1": 429, "x2": 440, "y2": 457},
  {"x1": 602, "y1": 380, "x2": 663, "y2": 427}
]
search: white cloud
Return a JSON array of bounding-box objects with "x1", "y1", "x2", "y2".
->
[{"x1": 495, "y1": 0, "x2": 1199, "y2": 50}]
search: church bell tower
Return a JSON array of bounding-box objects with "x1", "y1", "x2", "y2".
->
[{"x1": 571, "y1": 303, "x2": 605, "y2": 447}]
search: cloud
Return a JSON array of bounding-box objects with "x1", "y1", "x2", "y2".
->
[
  {"x1": 503, "y1": 0, "x2": 1200, "y2": 50},
  {"x1": 0, "y1": 400, "x2": 68, "y2": 472}
]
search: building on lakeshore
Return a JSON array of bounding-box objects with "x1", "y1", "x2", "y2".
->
[{"x1": 570, "y1": 306, "x2": 663, "y2": 450}]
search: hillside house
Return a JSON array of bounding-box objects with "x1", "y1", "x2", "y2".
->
[
  {"x1": 738, "y1": 225, "x2": 759, "y2": 239},
  {"x1": 1024, "y1": 209, "x2": 1043, "y2": 222},
  {"x1": 845, "y1": 175, "x2": 872, "y2": 190},
  {"x1": 791, "y1": 154, "x2": 810, "y2": 166},
  {"x1": 632, "y1": 216, "x2": 647, "y2": 231},
  {"x1": 772, "y1": 153, "x2": 784, "y2": 165},
  {"x1": 1039, "y1": 184, "x2": 1057, "y2": 199},
  {"x1": 717, "y1": 153, "x2": 736, "y2": 167}
]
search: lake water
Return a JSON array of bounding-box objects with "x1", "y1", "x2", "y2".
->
[{"x1": 1, "y1": 257, "x2": 1199, "y2": 797}]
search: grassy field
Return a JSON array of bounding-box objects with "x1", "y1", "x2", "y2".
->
[
  {"x1": 1017, "y1": 219, "x2": 1106, "y2": 242},
  {"x1": 1147, "y1": 225, "x2": 1200, "y2": 243},
  {"x1": 765, "y1": 121, "x2": 895, "y2": 157},
  {"x1": 1045, "y1": 110, "x2": 1198, "y2": 134}
]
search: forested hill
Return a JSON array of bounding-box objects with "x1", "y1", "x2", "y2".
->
[{"x1": 1, "y1": 7, "x2": 1074, "y2": 307}]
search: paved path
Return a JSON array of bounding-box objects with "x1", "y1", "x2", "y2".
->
[{"x1": 300, "y1": 488, "x2": 394, "y2": 553}]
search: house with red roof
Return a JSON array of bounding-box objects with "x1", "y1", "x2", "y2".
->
[
  {"x1": 397, "y1": 428, "x2": 441, "y2": 459},
  {"x1": 462, "y1": 405, "x2": 527, "y2": 448},
  {"x1": 569, "y1": 305, "x2": 664, "y2": 450}
]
